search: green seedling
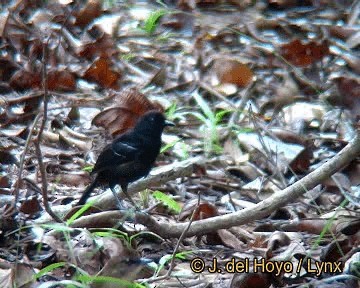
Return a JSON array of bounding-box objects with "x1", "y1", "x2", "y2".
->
[
  {"x1": 152, "y1": 190, "x2": 181, "y2": 213},
  {"x1": 192, "y1": 92, "x2": 232, "y2": 155},
  {"x1": 142, "y1": 9, "x2": 169, "y2": 35}
]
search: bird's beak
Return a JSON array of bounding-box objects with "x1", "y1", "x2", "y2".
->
[{"x1": 164, "y1": 120, "x2": 175, "y2": 127}]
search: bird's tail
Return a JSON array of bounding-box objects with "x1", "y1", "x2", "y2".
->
[{"x1": 77, "y1": 178, "x2": 98, "y2": 205}]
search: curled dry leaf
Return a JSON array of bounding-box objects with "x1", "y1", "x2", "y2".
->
[
  {"x1": 93, "y1": 238, "x2": 152, "y2": 287},
  {"x1": 280, "y1": 39, "x2": 329, "y2": 67},
  {"x1": 214, "y1": 59, "x2": 254, "y2": 87},
  {"x1": 320, "y1": 238, "x2": 351, "y2": 264},
  {"x1": 265, "y1": 231, "x2": 291, "y2": 259},
  {"x1": 92, "y1": 88, "x2": 164, "y2": 137}
]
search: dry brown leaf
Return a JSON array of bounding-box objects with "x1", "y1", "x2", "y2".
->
[
  {"x1": 83, "y1": 57, "x2": 121, "y2": 89},
  {"x1": 48, "y1": 69, "x2": 76, "y2": 91},
  {"x1": 75, "y1": 0, "x2": 102, "y2": 28},
  {"x1": 9, "y1": 69, "x2": 41, "y2": 91},
  {"x1": 280, "y1": 39, "x2": 329, "y2": 67},
  {"x1": 214, "y1": 59, "x2": 254, "y2": 87},
  {"x1": 79, "y1": 33, "x2": 118, "y2": 60},
  {"x1": 92, "y1": 88, "x2": 163, "y2": 137},
  {"x1": 19, "y1": 197, "x2": 42, "y2": 215}
]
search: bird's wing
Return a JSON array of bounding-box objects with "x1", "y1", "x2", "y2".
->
[
  {"x1": 111, "y1": 133, "x2": 141, "y2": 159},
  {"x1": 91, "y1": 134, "x2": 141, "y2": 174}
]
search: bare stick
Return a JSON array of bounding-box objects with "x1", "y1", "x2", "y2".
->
[
  {"x1": 34, "y1": 42, "x2": 62, "y2": 223},
  {"x1": 4, "y1": 114, "x2": 42, "y2": 217},
  {"x1": 136, "y1": 133, "x2": 360, "y2": 238},
  {"x1": 141, "y1": 194, "x2": 200, "y2": 284}
]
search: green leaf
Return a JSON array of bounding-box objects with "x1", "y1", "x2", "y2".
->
[
  {"x1": 35, "y1": 262, "x2": 67, "y2": 279},
  {"x1": 82, "y1": 165, "x2": 93, "y2": 172},
  {"x1": 165, "y1": 102, "x2": 177, "y2": 119},
  {"x1": 67, "y1": 200, "x2": 95, "y2": 225},
  {"x1": 91, "y1": 228, "x2": 130, "y2": 243},
  {"x1": 160, "y1": 139, "x2": 179, "y2": 153},
  {"x1": 192, "y1": 92, "x2": 216, "y2": 123},
  {"x1": 215, "y1": 109, "x2": 231, "y2": 124},
  {"x1": 152, "y1": 190, "x2": 181, "y2": 213},
  {"x1": 40, "y1": 223, "x2": 74, "y2": 232},
  {"x1": 143, "y1": 9, "x2": 168, "y2": 34}
]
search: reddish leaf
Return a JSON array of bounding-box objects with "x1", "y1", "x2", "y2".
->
[
  {"x1": 48, "y1": 69, "x2": 76, "y2": 92},
  {"x1": 193, "y1": 203, "x2": 218, "y2": 220},
  {"x1": 214, "y1": 59, "x2": 254, "y2": 87},
  {"x1": 83, "y1": 57, "x2": 121, "y2": 89},
  {"x1": 92, "y1": 88, "x2": 164, "y2": 136},
  {"x1": 9, "y1": 69, "x2": 41, "y2": 91},
  {"x1": 280, "y1": 39, "x2": 329, "y2": 67},
  {"x1": 0, "y1": 175, "x2": 10, "y2": 188},
  {"x1": 19, "y1": 197, "x2": 42, "y2": 215}
]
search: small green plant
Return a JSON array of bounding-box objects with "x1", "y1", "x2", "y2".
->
[
  {"x1": 121, "y1": 53, "x2": 136, "y2": 62},
  {"x1": 82, "y1": 165, "x2": 93, "y2": 173},
  {"x1": 141, "y1": 9, "x2": 169, "y2": 35},
  {"x1": 92, "y1": 228, "x2": 163, "y2": 247},
  {"x1": 165, "y1": 102, "x2": 177, "y2": 119},
  {"x1": 153, "y1": 251, "x2": 194, "y2": 277},
  {"x1": 191, "y1": 92, "x2": 232, "y2": 155},
  {"x1": 152, "y1": 190, "x2": 181, "y2": 213},
  {"x1": 35, "y1": 262, "x2": 67, "y2": 280},
  {"x1": 66, "y1": 200, "x2": 95, "y2": 225},
  {"x1": 160, "y1": 139, "x2": 179, "y2": 154}
]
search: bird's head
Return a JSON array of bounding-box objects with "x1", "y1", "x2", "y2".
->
[{"x1": 134, "y1": 111, "x2": 174, "y2": 136}]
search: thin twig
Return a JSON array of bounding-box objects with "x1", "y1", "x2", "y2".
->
[
  {"x1": 34, "y1": 42, "x2": 62, "y2": 223},
  {"x1": 5, "y1": 114, "x2": 42, "y2": 217},
  {"x1": 142, "y1": 194, "x2": 200, "y2": 284},
  {"x1": 11, "y1": 114, "x2": 41, "y2": 204}
]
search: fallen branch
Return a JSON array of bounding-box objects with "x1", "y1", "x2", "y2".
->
[
  {"x1": 136, "y1": 133, "x2": 360, "y2": 238},
  {"x1": 35, "y1": 156, "x2": 205, "y2": 223}
]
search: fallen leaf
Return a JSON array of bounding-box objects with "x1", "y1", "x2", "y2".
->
[
  {"x1": 92, "y1": 88, "x2": 163, "y2": 136},
  {"x1": 214, "y1": 59, "x2": 254, "y2": 87},
  {"x1": 84, "y1": 57, "x2": 121, "y2": 89},
  {"x1": 280, "y1": 39, "x2": 329, "y2": 67}
]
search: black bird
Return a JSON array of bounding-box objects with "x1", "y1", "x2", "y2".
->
[{"x1": 77, "y1": 111, "x2": 174, "y2": 208}]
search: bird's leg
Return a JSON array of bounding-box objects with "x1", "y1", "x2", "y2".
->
[
  {"x1": 109, "y1": 185, "x2": 125, "y2": 210},
  {"x1": 120, "y1": 184, "x2": 140, "y2": 211}
]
